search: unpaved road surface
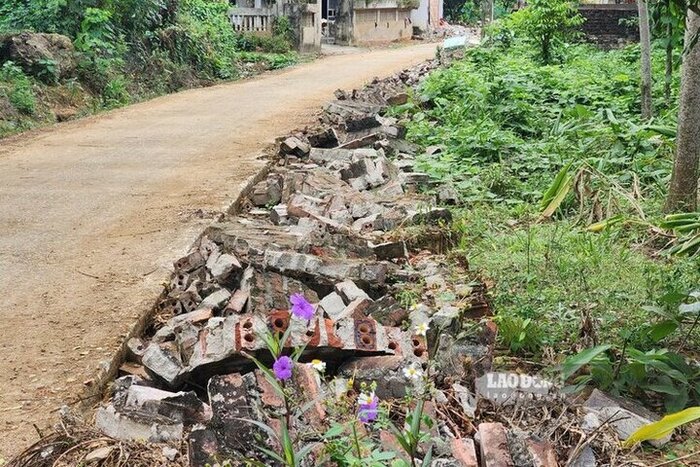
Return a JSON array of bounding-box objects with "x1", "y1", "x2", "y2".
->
[{"x1": 0, "y1": 43, "x2": 436, "y2": 458}]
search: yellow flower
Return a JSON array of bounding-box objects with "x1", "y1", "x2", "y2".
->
[{"x1": 310, "y1": 359, "x2": 326, "y2": 372}]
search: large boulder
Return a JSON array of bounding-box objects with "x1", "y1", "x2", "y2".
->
[{"x1": 0, "y1": 32, "x2": 76, "y2": 82}]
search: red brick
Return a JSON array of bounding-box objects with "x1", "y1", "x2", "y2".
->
[
  {"x1": 380, "y1": 430, "x2": 409, "y2": 462},
  {"x1": 451, "y1": 438, "x2": 478, "y2": 467},
  {"x1": 526, "y1": 437, "x2": 559, "y2": 467},
  {"x1": 478, "y1": 423, "x2": 514, "y2": 467},
  {"x1": 255, "y1": 370, "x2": 284, "y2": 409},
  {"x1": 225, "y1": 289, "x2": 248, "y2": 314},
  {"x1": 293, "y1": 364, "x2": 326, "y2": 431}
]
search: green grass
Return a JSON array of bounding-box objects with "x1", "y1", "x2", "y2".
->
[
  {"x1": 399, "y1": 37, "x2": 700, "y2": 408},
  {"x1": 452, "y1": 205, "x2": 698, "y2": 355}
]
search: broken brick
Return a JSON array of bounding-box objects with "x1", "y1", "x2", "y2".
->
[{"x1": 477, "y1": 423, "x2": 514, "y2": 467}]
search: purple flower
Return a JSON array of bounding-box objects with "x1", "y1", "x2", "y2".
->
[
  {"x1": 357, "y1": 392, "x2": 379, "y2": 423},
  {"x1": 290, "y1": 293, "x2": 315, "y2": 321},
  {"x1": 273, "y1": 356, "x2": 293, "y2": 381}
]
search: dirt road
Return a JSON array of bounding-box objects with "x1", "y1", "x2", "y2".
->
[{"x1": 0, "y1": 43, "x2": 437, "y2": 458}]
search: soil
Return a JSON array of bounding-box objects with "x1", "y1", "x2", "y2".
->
[{"x1": 0, "y1": 42, "x2": 437, "y2": 460}]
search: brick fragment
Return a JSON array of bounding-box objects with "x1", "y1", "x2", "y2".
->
[
  {"x1": 451, "y1": 438, "x2": 478, "y2": 467},
  {"x1": 477, "y1": 423, "x2": 514, "y2": 467},
  {"x1": 526, "y1": 437, "x2": 559, "y2": 467}
]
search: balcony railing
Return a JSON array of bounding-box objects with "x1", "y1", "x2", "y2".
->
[{"x1": 228, "y1": 7, "x2": 274, "y2": 33}]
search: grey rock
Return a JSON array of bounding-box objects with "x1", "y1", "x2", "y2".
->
[
  {"x1": 0, "y1": 32, "x2": 76, "y2": 82},
  {"x1": 583, "y1": 389, "x2": 671, "y2": 447},
  {"x1": 437, "y1": 184, "x2": 462, "y2": 205},
  {"x1": 569, "y1": 445, "x2": 597, "y2": 467}
]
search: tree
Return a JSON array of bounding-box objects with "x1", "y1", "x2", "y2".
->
[
  {"x1": 665, "y1": 11, "x2": 700, "y2": 212},
  {"x1": 514, "y1": 0, "x2": 584, "y2": 64},
  {"x1": 482, "y1": 0, "x2": 494, "y2": 35},
  {"x1": 638, "y1": 0, "x2": 654, "y2": 119}
]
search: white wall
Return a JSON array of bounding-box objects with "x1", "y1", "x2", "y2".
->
[{"x1": 410, "y1": 0, "x2": 430, "y2": 31}]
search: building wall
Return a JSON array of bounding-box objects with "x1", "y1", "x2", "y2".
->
[
  {"x1": 352, "y1": 8, "x2": 412, "y2": 43},
  {"x1": 579, "y1": 4, "x2": 639, "y2": 43},
  {"x1": 411, "y1": 0, "x2": 429, "y2": 31}
]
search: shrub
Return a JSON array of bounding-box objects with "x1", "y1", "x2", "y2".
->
[
  {"x1": 0, "y1": 61, "x2": 36, "y2": 114},
  {"x1": 499, "y1": 0, "x2": 584, "y2": 63}
]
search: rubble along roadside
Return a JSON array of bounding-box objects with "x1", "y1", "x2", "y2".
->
[{"x1": 7, "y1": 43, "x2": 659, "y2": 467}]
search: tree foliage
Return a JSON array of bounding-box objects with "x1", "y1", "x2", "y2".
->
[{"x1": 496, "y1": 0, "x2": 584, "y2": 63}]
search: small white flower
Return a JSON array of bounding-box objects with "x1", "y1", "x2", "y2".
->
[
  {"x1": 403, "y1": 364, "x2": 423, "y2": 381},
  {"x1": 358, "y1": 391, "x2": 376, "y2": 406},
  {"x1": 310, "y1": 359, "x2": 326, "y2": 372},
  {"x1": 415, "y1": 322, "x2": 430, "y2": 337}
]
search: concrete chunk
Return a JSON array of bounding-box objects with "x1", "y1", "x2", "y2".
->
[
  {"x1": 583, "y1": 389, "x2": 671, "y2": 447},
  {"x1": 319, "y1": 292, "x2": 346, "y2": 319},
  {"x1": 335, "y1": 280, "x2": 370, "y2": 304},
  {"x1": 142, "y1": 344, "x2": 184, "y2": 387},
  {"x1": 95, "y1": 404, "x2": 183, "y2": 443}
]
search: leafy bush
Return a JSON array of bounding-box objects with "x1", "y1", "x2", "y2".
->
[
  {"x1": 496, "y1": 0, "x2": 584, "y2": 63},
  {"x1": 0, "y1": 61, "x2": 36, "y2": 114}
]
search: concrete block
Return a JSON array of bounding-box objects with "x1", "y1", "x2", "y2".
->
[
  {"x1": 206, "y1": 253, "x2": 241, "y2": 283},
  {"x1": 207, "y1": 372, "x2": 261, "y2": 455},
  {"x1": 526, "y1": 437, "x2": 559, "y2": 467},
  {"x1": 199, "y1": 288, "x2": 231, "y2": 311}
]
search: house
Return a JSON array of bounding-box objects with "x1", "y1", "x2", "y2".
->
[
  {"x1": 228, "y1": 0, "x2": 322, "y2": 52},
  {"x1": 333, "y1": 0, "x2": 419, "y2": 45}
]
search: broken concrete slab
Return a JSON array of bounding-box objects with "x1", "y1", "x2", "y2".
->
[
  {"x1": 319, "y1": 292, "x2": 346, "y2": 319},
  {"x1": 142, "y1": 343, "x2": 185, "y2": 387},
  {"x1": 95, "y1": 404, "x2": 183, "y2": 443},
  {"x1": 583, "y1": 389, "x2": 671, "y2": 447},
  {"x1": 335, "y1": 280, "x2": 370, "y2": 304}
]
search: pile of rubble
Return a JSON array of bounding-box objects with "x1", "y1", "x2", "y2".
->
[
  {"x1": 99, "y1": 58, "x2": 508, "y2": 466},
  {"x1": 17, "y1": 58, "x2": 672, "y2": 467}
]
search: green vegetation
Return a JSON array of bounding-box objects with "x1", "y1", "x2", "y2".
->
[
  {"x1": 0, "y1": 0, "x2": 299, "y2": 138},
  {"x1": 396, "y1": 25, "x2": 700, "y2": 410}
]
